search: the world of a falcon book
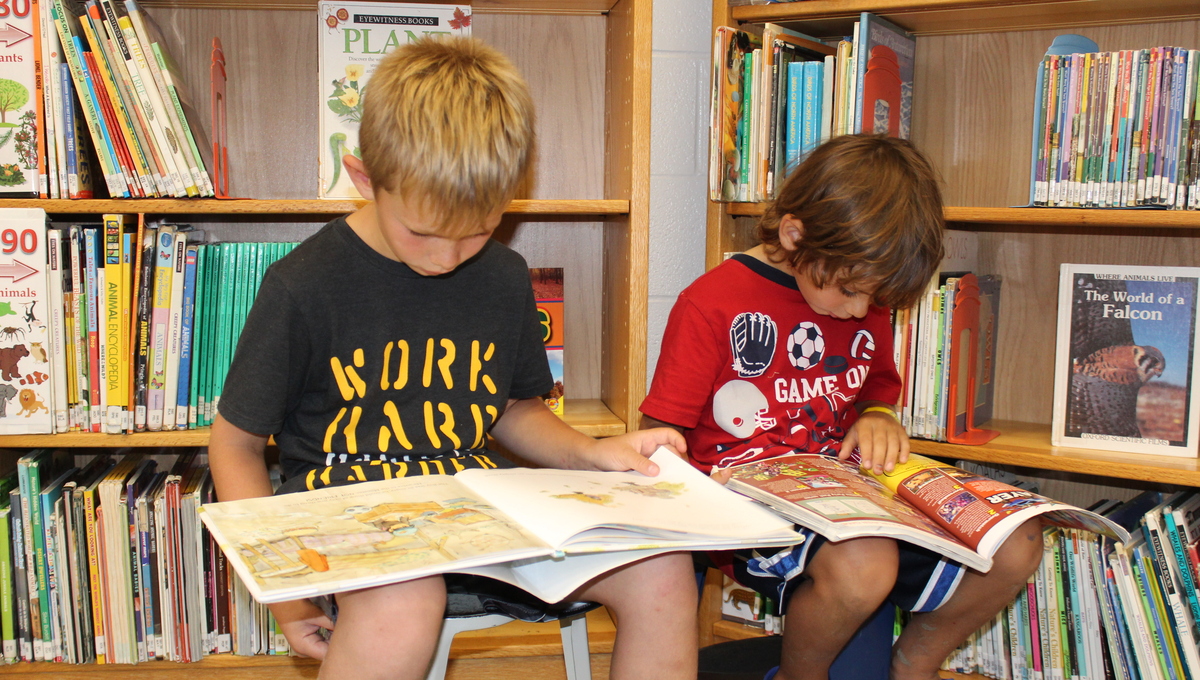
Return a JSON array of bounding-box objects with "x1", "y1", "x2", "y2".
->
[
  {"x1": 0, "y1": 209, "x2": 53, "y2": 434},
  {"x1": 199, "y1": 448, "x2": 801, "y2": 605},
  {"x1": 318, "y1": 1, "x2": 471, "y2": 198},
  {"x1": 1052, "y1": 264, "x2": 1200, "y2": 456}
]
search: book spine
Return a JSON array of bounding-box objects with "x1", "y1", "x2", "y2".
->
[
  {"x1": 9, "y1": 488, "x2": 30, "y2": 662},
  {"x1": 82, "y1": 486, "x2": 106, "y2": 663},
  {"x1": 148, "y1": 226, "x2": 175, "y2": 431},
  {"x1": 785, "y1": 61, "x2": 802, "y2": 173},
  {"x1": 134, "y1": 226, "x2": 155, "y2": 431},
  {"x1": 46, "y1": 229, "x2": 69, "y2": 432},
  {"x1": 162, "y1": 230, "x2": 186, "y2": 430},
  {"x1": 802, "y1": 61, "x2": 819, "y2": 156},
  {"x1": 176, "y1": 244, "x2": 198, "y2": 429},
  {"x1": 84, "y1": 227, "x2": 103, "y2": 432},
  {"x1": 104, "y1": 215, "x2": 124, "y2": 432}
]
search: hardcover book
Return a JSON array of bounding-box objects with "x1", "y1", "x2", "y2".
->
[
  {"x1": 0, "y1": 0, "x2": 42, "y2": 196},
  {"x1": 199, "y1": 448, "x2": 800, "y2": 605},
  {"x1": 0, "y1": 209, "x2": 53, "y2": 434},
  {"x1": 727, "y1": 452, "x2": 1130, "y2": 572},
  {"x1": 317, "y1": 1, "x2": 471, "y2": 198},
  {"x1": 530, "y1": 268, "x2": 564, "y2": 416},
  {"x1": 1052, "y1": 264, "x2": 1200, "y2": 456}
]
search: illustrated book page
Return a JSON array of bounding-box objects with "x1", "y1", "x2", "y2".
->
[
  {"x1": 1051, "y1": 264, "x2": 1200, "y2": 456},
  {"x1": 200, "y1": 449, "x2": 800, "y2": 604},
  {"x1": 727, "y1": 453, "x2": 1130, "y2": 572}
]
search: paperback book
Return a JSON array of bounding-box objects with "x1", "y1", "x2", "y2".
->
[
  {"x1": 0, "y1": 1, "x2": 43, "y2": 196},
  {"x1": 1052, "y1": 264, "x2": 1200, "y2": 456},
  {"x1": 317, "y1": 1, "x2": 471, "y2": 198},
  {"x1": 726, "y1": 452, "x2": 1130, "y2": 572},
  {"x1": 200, "y1": 448, "x2": 801, "y2": 605}
]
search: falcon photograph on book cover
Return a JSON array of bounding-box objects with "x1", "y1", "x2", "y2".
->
[{"x1": 1052, "y1": 264, "x2": 1200, "y2": 457}]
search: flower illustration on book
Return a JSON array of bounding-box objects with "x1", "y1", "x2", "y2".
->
[{"x1": 324, "y1": 5, "x2": 350, "y2": 32}]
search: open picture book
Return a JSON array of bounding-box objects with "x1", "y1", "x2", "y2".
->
[
  {"x1": 727, "y1": 453, "x2": 1131, "y2": 572},
  {"x1": 199, "y1": 449, "x2": 801, "y2": 604}
]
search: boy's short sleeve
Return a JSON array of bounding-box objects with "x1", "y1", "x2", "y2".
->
[
  {"x1": 216, "y1": 268, "x2": 311, "y2": 436},
  {"x1": 640, "y1": 294, "x2": 725, "y2": 429}
]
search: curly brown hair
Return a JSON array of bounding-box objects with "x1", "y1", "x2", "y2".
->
[{"x1": 759, "y1": 134, "x2": 945, "y2": 310}]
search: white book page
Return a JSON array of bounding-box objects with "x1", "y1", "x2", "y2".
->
[{"x1": 459, "y1": 448, "x2": 798, "y2": 550}]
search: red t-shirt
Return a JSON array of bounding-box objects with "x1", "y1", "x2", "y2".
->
[{"x1": 641, "y1": 254, "x2": 901, "y2": 472}]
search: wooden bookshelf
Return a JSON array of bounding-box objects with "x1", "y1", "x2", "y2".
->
[
  {"x1": 0, "y1": 399, "x2": 624, "y2": 446},
  {"x1": 729, "y1": 0, "x2": 1200, "y2": 37},
  {"x1": 0, "y1": 198, "x2": 630, "y2": 216},
  {"x1": 0, "y1": 607, "x2": 617, "y2": 678}
]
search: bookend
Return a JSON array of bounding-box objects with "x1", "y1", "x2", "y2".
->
[
  {"x1": 946, "y1": 273, "x2": 1000, "y2": 445},
  {"x1": 211, "y1": 37, "x2": 231, "y2": 198}
]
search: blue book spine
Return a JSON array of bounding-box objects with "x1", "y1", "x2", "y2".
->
[
  {"x1": 802, "y1": 61, "x2": 820, "y2": 155},
  {"x1": 60, "y1": 64, "x2": 77, "y2": 197},
  {"x1": 1163, "y1": 509, "x2": 1200, "y2": 636},
  {"x1": 71, "y1": 36, "x2": 127, "y2": 198},
  {"x1": 786, "y1": 60, "x2": 803, "y2": 172},
  {"x1": 176, "y1": 245, "x2": 198, "y2": 429}
]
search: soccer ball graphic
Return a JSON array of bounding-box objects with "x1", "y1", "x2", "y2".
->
[{"x1": 787, "y1": 322, "x2": 824, "y2": 370}]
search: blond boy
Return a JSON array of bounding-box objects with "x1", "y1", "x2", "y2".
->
[{"x1": 209, "y1": 37, "x2": 696, "y2": 680}]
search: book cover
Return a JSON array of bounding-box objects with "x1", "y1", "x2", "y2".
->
[
  {"x1": 1052, "y1": 264, "x2": 1200, "y2": 456},
  {"x1": 726, "y1": 452, "x2": 1130, "y2": 573},
  {"x1": 146, "y1": 224, "x2": 173, "y2": 431},
  {"x1": 854, "y1": 12, "x2": 914, "y2": 139},
  {"x1": 175, "y1": 242, "x2": 196, "y2": 429},
  {"x1": 530, "y1": 267, "x2": 563, "y2": 417},
  {"x1": 317, "y1": 1, "x2": 471, "y2": 198},
  {"x1": 0, "y1": 209, "x2": 53, "y2": 434},
  {"x1": 0, "y1": 0, "x2": 42, "y2": 196},
  {"x1": 710, "y1": 26, "x2": 758, "y2": 202},
  {"x1": 200, "y1": 448, "x2": 799, "y2": 605}
]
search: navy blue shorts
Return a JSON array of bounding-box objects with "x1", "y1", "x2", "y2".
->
[{"x1": 716, "y1": 528, "x2": 966, "y2": 614}]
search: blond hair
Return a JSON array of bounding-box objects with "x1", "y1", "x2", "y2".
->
[
  {"x1": 360, "y1": 36, "x2": 534, "y2": 235},
  {"x1": 759, "y1": 134, "x2": 945, "y2": 310}
]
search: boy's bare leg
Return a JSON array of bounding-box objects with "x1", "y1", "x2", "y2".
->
[
  {"x1": 778, "y1": 537, "x2": 899, "y2": 680},
  {"x1": 320, "y1": 576, "x2": 447, "y2": 680},
  {"x1": 576, "y1": 552, "x2": 698, "y2": 680},
  {"x1": 891, "y1": 519, "x2": 1043, "y2": 680}
]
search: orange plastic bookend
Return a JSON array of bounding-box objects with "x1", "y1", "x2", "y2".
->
[
  {"x1": 211, "y1": 37, "x2": 231, "y2": 199},
  {"x1": 946, "y1": 273, "x2": 1000, "y2": 445}
]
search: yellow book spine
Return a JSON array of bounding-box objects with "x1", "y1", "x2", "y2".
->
[{"x1": 103, "y1": 215, "x2": 125, "y2": 432}]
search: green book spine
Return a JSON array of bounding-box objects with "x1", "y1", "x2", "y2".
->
[
  {"x1": 189, "y1": 244, "x2": 207, "y2": 428},
  {"x1": 0, "y1": 505, "x2": 13, "y2": 662}
]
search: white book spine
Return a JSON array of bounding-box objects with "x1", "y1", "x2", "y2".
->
[
  {"x1": 47, "y1": 230, "x2": 69, "y2": 432},
  {"x1": 161, "y1": 231, "x2": 187, "y2": 430}
]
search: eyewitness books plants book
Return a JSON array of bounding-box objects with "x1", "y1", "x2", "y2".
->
[
  {"x1": 318, "y1": 1, "x2": 470, "y2": 198},
  {"x1": 200, "y1": 449, "x2": 800, "y2": 604}
]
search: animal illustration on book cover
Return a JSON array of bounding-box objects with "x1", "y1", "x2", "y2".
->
[
  {"x1": 530, "y1": 268, "x2": 564, "y2": 416},
  {"x1": 318, "y1": 2, "x2": 471, "y2": 198},
  {"x1": 1061, "y1": 267, "x2": 1198, "y2": 451},
  {"x1": 0, "y1": 210, "x2": 53, "y2": 433}
]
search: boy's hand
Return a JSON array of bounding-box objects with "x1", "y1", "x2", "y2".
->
[
  {"x1": 269, "y1": 598, "x2": 334, "y2": 659},
  {"x1": 841, "y1": 409, "x2": 909, "y2": 475},
  {"x1": 577, "y1": 427, "x2": 687, "y2": 476}
]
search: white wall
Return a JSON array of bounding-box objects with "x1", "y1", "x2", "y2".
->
[{"x1": 647, "y1": 0, "x2": 711, "y2": 390}]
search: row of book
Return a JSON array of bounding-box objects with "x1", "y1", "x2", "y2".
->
[
  {"x1": 0, "y1": 0, "x2": 213, "y2": 198},
  {"x1": 943, "y1": 490, "x2": 1200, "y2": 680},
  {"x1": 0, "y1": 209, "x2": 297, "y2": 435},
  {"x1": 52, "y1": 222, "x2": 297, "y2": 434},
  {"x1": 708, "y1": 13, "x2": 915, "y2": 203},
  {"x1": 892, "y1": 271, "x2": 1002, "y2": 443},
  {"x1": 1029, "y1": 43, "x2": 1200, "y2": 210},
  {"x1": 0, "y1": 450, "x2": 289, "y2": 665}
]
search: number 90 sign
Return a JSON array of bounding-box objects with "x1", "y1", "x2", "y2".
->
[{"x1": 2, "y1": 229, "x2": 38, "y2": 255}]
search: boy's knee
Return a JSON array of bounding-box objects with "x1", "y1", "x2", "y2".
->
[
  {"x1": 992, "y1": 519, "x2": 1044, "y2": 580},
  {"x1": 808, "y1": 539, "x2": 898, "y2": 606}
]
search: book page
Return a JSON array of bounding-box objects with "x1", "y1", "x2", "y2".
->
[
  {"x1": 726, "y1": 453, "x2": 991, "y2": 570},
  {"x1": 869, "y1": 454, "x2": 1130, "y2": 558},
  {"x1": 199, "y1": 475, "x2": 551, "y2": 604},
  {"x1": 458, "y1": 448, "x2": 799, "y2": 551}
]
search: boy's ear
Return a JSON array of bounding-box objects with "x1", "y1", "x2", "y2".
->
[
  {"x1": 343, "y1": 155, "x2": 375, "y2": 201},
  {"x1": 778, "y1": 214, "x2": 804, "y2": 251}
]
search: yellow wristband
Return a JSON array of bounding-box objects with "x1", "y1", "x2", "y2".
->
[{"x1": 861, "y1": 406, "x2": 898, "y2": 420}]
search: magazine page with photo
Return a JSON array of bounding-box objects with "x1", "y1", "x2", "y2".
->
[{"x1": 1052, "y1": 264, "x2": 1200, "y2": 456}]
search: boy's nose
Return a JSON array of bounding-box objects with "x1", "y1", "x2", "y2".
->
[{"x1": 848, "y1": 297, "x2": 870, "y2": 318}]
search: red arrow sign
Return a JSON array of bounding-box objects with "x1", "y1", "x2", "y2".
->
[
  {"x1": 0, "y1": 260, "x2": 38, "y2": 282},
  {"x1": 0, "y1": 23, "x2": 31, "y2": 48}
]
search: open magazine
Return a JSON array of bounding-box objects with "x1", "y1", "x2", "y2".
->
[
  {"x1": 727, "y1": 453, "x2": 1130, "y2": 572},
  {"x1": 200, "y1": 449, "x2": 801, "y2": 604}
]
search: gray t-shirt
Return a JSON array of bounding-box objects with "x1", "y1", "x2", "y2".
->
[{"x1": 217, "y1": 216, "x2": 551, "y2": 493}]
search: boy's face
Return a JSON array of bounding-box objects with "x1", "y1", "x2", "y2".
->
[
  {"x1": 373, "y1": 187, "x2": 503, "y2": 276},
  {"x1": 795, "y1": 272, "x2": 877, "y2": 320}
]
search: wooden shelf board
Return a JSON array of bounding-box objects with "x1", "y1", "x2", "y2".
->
[
  {"x1": 910, "y1": 420, "x2": 1200, "y2": 487},
  {"x1": 0, "y1": 199, "x2": 629, "y2": 217},
  {"x1": 723, "y1": 202, "x2": 1200, "y2": 229},
  {"x1": 142, "y1": 0, "x2": 614, "y2": 13},
  {"x1": 0, "y1": 399, "x2": 624, "y2": 447},
  {"x1": 0, "y1": 608, "x2": 614, "y2": 673},
  {"x1": 730, "y1": 0, "x2": 1200, "y2": 36}
]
